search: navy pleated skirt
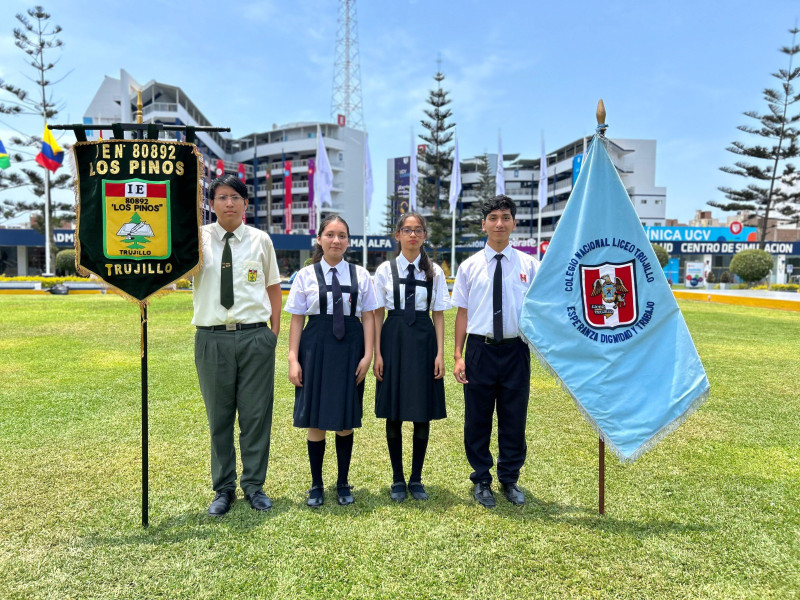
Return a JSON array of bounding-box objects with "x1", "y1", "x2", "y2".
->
[
  {"x1": 293, "y1": 315, "x2": 365, "y2": 431},
  {"x1": 375, "y1": 311, "x2": 446, "y2": 422}
]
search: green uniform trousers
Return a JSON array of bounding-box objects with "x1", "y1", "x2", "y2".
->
[{"x1": 195, "y1": 326, "x2": 277, "y2": 495}]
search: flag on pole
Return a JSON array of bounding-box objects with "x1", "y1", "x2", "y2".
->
[
  {"x1": 495, "y1": 133, "x2": 505, "y2": 195},
  {"x1": 238, "y1": 163, "x2": 246, "y2": 182},
  {"x1": 314, "y1": 126, "x2": 334, "y2": 209},
  {"x1": 35, "y1": 126, "x2": 64, "y2": 173},
  {"x1": 539, "y1": 137, "x2": 548, "y2": 210},
  {"x1": 409, "y1": 135, "x2": 419, "y2": 211},
  {"x1": 364, "y1": 133, "x2": 373, "y2": 212},
  {"x1": 307, "y1": 159, "x2": 316, "y2": 234},
  {"x1": 0, "y1": 139, "x2": 10, "y2": 170},
  {"x1": 215, "y1": 159, "x2": 224, "y2": 178},
  {"x1": 283, "y1": 157, "x2": 293, "y2": 234},
  {"x1": 448, "y1": 134, "x2": 461, "y2": 211},
  {"x1": 519, "y1": 132, "x2": 709, "y2": 462}
]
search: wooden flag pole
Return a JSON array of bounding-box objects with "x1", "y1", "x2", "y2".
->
[{"x1": 596, "y1": 99, "x2": 607, "y2": 516}]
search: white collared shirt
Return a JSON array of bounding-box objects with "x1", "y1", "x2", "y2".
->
[
  {"x1": 373, "y1": 254, "x2": 451, "y2": 311},
  {"x1": 191, "y1": 222, "x2": 281, "y2": 326},
  {"x1": 284, "y1": 257, "x2": 379, "y2": 316},
  {"x1": 451, "y1": 244, "x2": 539, "y2": 338}
]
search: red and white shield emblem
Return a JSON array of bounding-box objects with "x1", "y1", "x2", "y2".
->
[{"x1": 580, "y1": 260, "x2": 638, "y2": 329}]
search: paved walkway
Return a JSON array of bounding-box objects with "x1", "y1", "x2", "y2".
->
[{"x1": 673, "y1": 287, "x2": 800, "y2": 312}]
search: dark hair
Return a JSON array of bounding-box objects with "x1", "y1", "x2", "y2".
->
[
  {"x1": 312, "y1": 216, "x2": 350, "y2": 263},
  {"x1": 481, "y1": 194, "x2": 516, "y2": 219},
  {"x1": 209, "y1": 174, "x2": 248, "y2": 200},
  {"x1": 395, "y1": 211, "x2": 434, "y2": 282}
]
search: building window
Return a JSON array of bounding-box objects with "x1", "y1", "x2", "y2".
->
[
  {"x1": 641, "y1": 199, "x2": 647, "y2": 204},
  {"x1": 655, "y1": 199, "x2": 663, "y2": 204}
]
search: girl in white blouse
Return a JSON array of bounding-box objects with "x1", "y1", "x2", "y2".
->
[
  {"x1": 373, "y1": 212, "x2": 451, "y2": 502},
  {"x1": 285, "y1": 216, "x2": 377, "y2": 507}
]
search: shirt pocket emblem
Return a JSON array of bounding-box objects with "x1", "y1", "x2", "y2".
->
[{"x1": 244, "y1": 261, "x2": 261, "y2": 284}]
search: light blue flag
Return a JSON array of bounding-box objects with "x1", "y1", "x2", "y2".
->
[{"x1": 519, "y1": 132, "x2": 709, "y2": 462}]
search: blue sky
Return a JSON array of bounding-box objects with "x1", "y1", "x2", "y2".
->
[{"x1": 1, "y1": 0, "x2": 798, "y2": 232}]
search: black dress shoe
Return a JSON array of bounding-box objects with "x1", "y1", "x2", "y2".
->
[
  {"x1": 306, "y1": 485, "x2": 324, "y2": 508},
  {"x1": 245, "y1": 490, "x2": 273, "y2": 511},
  {"x1": 208, "y1": 490, "x2": 235, "y2": 516},
  {"x1": 501, "y1": 482, "x2": 525, "y2": 505},
  {"x1": 408, "y1": 481, "x2": 428, "y2": 501},
  {"x1": 473, "y1": 482, "x2": 496, "y2": 508},
  {"x1": 390, "y1": 481, "x2": 407, "y2": 502},
  {"x1": 337, "y1": 483, "x2": 354, "y2": 506}
]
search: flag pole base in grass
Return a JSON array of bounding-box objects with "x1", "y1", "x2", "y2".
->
[
  {"x1": 599, "y1": 437, "x2": 605, "y2": 515},
  {"x1": 141, "y1": 305, "x2": 149, "y2": 528}
]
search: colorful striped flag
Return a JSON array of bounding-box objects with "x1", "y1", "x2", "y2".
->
[
  {"x1": 35, "y1": 126, "x2": 64, "y2": 172},
  {"x1": 0, "y1": 139, "x2": 10, "y2": 170}
]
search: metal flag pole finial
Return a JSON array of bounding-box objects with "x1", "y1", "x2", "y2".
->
[
  {"x1": 135, "y1": 89, "x2": 143, "y2": 125},
  {"x1": 596, "y1": 99, "x2": 607, "y2": 137}
]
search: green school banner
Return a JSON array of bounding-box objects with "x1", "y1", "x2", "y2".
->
[{"x1": 72, "y1": 139, "x2": 203, "y2": 303}]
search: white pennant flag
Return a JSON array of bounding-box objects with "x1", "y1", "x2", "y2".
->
[
  {"x1": 495, "y1": 133, "x2": 505, "y2": 195},
  {"x1": 409, "y1": 133, "x2": 419, "y2": 211},
  {"x1": 314, "y1": 125, "x2": 334, "y2": 208},
  {"x1": 539, "y1": 136, "x2": 548, "y2": 212},
  {"x1": 448, "y1": 135, "x2": 461, "y2": 211},
  {"x1": 364, "y1": 133, "x2": 373, "y2": 212}
]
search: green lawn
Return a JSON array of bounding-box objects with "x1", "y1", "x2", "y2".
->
[{"x1": 0, "y1": 294, "x2": 798, "y2": 599}]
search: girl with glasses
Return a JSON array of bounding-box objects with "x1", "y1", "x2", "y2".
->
[{"x1": 372, "y1": 212, "x2": 451, "y2": 502}]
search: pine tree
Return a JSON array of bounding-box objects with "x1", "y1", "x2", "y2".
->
[
  {"x1": 0, "y1": 6, "x2": 72, "y2": 267},
  {"x1": 708, "y1": 27, "x2": 800, "y2": 248},
  {"x1": 418, "y1": 71, "x2": 455, "y2": 260}
]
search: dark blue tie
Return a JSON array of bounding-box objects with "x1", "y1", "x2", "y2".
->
[
  {"x1": 493, "y1": 254, "x2": 503, "y2": 341},
  {"x1": 331, "y1": 268, "x2": 345, "y2": 340},
  {"x1": 405, "y1": 264, "x2": 416, "y2": 325}
]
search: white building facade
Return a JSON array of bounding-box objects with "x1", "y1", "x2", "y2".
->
[
  {"x1": 83, "y1": 71, "x2": 368, "y2": 236},
  {"x1": 387, "y1": 137, "x2": 667, "y2": 243}
]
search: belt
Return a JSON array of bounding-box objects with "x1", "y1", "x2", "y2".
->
[
  {"x1": 196, "y1": 322, "x2": 268, "y2": 331},
  {"x1": 468, "y1": 333, "x2": 521, "y2": 345}
]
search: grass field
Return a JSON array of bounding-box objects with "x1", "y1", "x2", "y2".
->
[{"x1": 0, "y1": 293, "x2": 798, "y2": 599}]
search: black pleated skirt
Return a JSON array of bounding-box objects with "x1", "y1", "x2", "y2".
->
[
  {"x1": 293, "y1": 315, "x2": 365, "y2": 431},
  {"x1": 375, "y1": 311, "x2": 446, "y2": 422}
]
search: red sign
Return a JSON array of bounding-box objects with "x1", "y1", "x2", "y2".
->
[
  {"x1": 539, "y1": 240, "x2": 550, "y2": 255},
  {"x1": 284, "y1": 161, "x2": 293, "y2": 233},
  {"x1": 237, "y1": 163, "x2": 246, "y2": 181},
  {"x1": 729, "y1": 221, "x2": 743, "y2": 235},
  {"x1": 337, "y1": 114, "x2": 346, "y2": 127},
  {"x1": 215, "y1": 159, "x2": 224, "y2": 178},
  {"x1": 417, "y1": 144, "x2": 427, "y2": 155},
  {"x1": 580, "y1": 261, "x2": 638, "y2": 329}
]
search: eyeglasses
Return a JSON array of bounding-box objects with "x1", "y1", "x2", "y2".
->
[
  {"x1": 215, "y1": 195, "x2": 244, "y2": 203},
  {"x1": 400, "y1": 227, "x2": 425, "y2": 236}
]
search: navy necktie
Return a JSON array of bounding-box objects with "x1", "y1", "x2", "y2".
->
[
  {"x1": 405, "y1": 264, "x2": 416, "y2": 325},
  {"x1": 331, "y1": 268, "x2": 345, "y2": 340},
  {"x1": 220, "y1": 232, "x2": 234, "y2": 309},
  {"x1": 493, "y1": 254, "x2": 503, "y2": 341}
]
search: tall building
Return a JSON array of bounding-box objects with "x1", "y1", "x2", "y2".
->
[
  {"x1": 83, "y1": 70, "x2": 368, "y2": 236},
  {"x1": 387, "y1": 136, "x2": 667, "y2": 242}
]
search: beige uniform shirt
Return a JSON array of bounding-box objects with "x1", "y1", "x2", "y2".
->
[{"x1": 192, "y1": 222, "x2": 281, "y2": 326}]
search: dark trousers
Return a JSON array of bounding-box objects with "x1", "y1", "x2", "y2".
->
[
  {"x1": 195, "y1": 326, "x2": 277, "y2": 495},
  {"x1": 463, "y1": 336, "x2": 530, "y2": 484}
]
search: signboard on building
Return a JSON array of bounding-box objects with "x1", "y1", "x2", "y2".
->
[{"x1": 684, "y1": 262, "x2": 705, "y2": 288}]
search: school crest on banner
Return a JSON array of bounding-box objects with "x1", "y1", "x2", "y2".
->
[
  {"x1": 72, "y1": 140, "x2": 203, "y2": 304},
  {"x1": 580, "y1": 260, "x2": 637, "y2": 328}
]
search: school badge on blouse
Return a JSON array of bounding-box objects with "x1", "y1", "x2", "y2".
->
[{"x1": 247, "y1": 268, "x2": 258, "y2": 283}]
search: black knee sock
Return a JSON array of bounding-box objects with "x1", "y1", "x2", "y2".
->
[
  {"x1": 335, "y1": 432, "x2": 354, "y2": 486},
  {"x1": 307, "y1": 439, "x2": 326, "y2": 488},
  {"x1": 410, "y1": 422, "x2": 430, "y2": 483},
  {"x1": 386, "y1": 419, "x2": 404, "y2": 483}
]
